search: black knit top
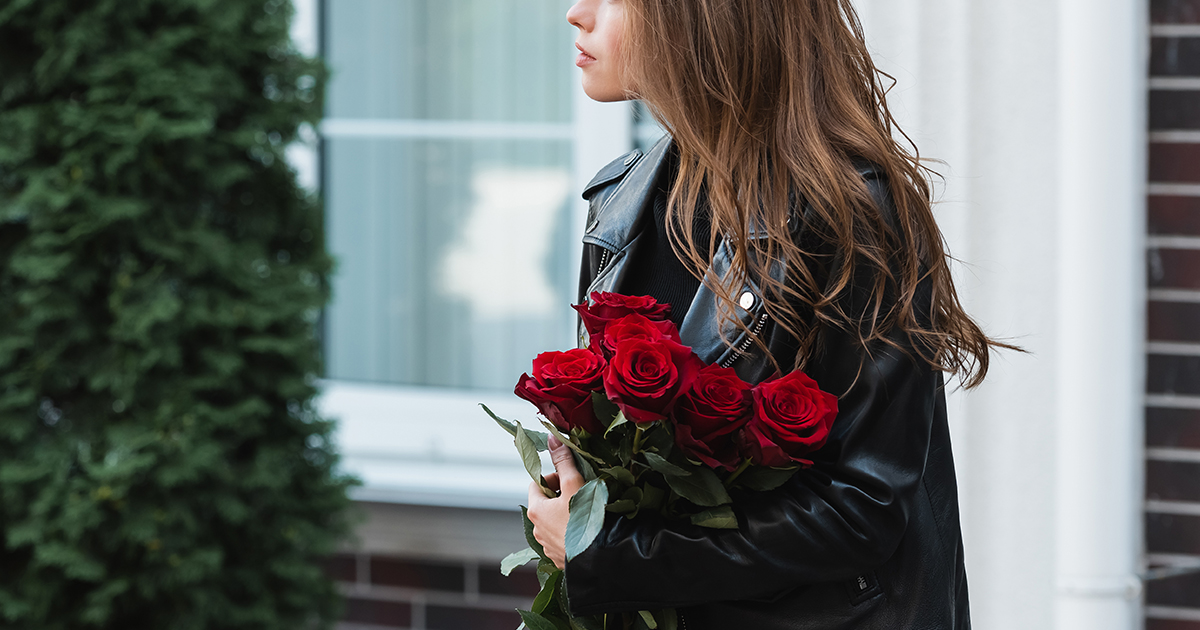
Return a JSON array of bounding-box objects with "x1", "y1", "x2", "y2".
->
[{"x1": 619, "y1": 150, "x2": 711, "y2": 329}]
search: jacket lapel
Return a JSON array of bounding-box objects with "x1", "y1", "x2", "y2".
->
[{"x1": 582, "y1": 134, "x2": 674, "y2": 253}]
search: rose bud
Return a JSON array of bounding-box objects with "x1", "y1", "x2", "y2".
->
[
  {"x1": 573, "y1": 292, "x2": 673, "y2": 346},
  {"x1": 594, "y1": 313, "x2": 681, "y2": 359},
  {"x1": 671, "y1": 364, "x2": 753, "y2": 471},
  {"x1": 737, "y1": 371, "x2": 838, "y2": 468},
  {"x1": 602, "y1": 337, "x2": 704, "y2": 424},
  {"x1": 514, "y1": 349, "x2": 606, "y2": 435}
]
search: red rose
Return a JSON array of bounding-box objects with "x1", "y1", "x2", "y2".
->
[
  {"x1": 738, "y1": 371, "x2": 837, "y2": 468},
  {"x1": 671, "y1": 364, "x2": 752, "y2": 471},
  {"x1": 594, "y1": 313, "x2": 680, "y2": 359},
  {"x1": 514, "y1": 349, "x2": 606, "y2": 435},
  {"x1": 573, "y1": 292, "x2": 672, "y2": 345},
  {"x1": 603, "y1": 337, "x2": 704, "y2": 424}
]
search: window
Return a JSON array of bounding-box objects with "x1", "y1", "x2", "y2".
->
[
  {"x1": 323, "y1": 0, "x2": 578, "y2": 390},
  {"x1": 312, "y1": 0, "x2": 634, "y2": 507}
]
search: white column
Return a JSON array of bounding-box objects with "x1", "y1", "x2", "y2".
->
[
  {"x1": 568, "y1": 80, "x2": 632, "y2": 345},
  {"x1": 1052, "y1": 0, "x2": 1147, "y2": 627},
  {"x1": 852, "y1": 1, "x2": 1148, "y2": 627}
]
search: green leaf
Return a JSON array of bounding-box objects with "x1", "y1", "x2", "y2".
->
[
  {"x1": 516, "y1": 421, "x2": 554, "y2": 498},
  {"x1": 564, "y1": 478, "x2": 610, "y2": 561},
  {"x1": 536, "y1": 558, "x2": 559, "y2": 587},
  {"x1": 501, "y1": 548, "x2": 541, "y2": 576},
  {"x1": 735, "y1": 466, "x2": 799, "y2": 492},
  {"x1": 662, "y1": 467, "x2": 732, "y2": 507},
  {"x1": 619, "y1": 437, "x2": 635, "y2": 467},
  {"x1": 573, "y1": 450, "x2": 598, "y2": 482},
  {"x1": 640, "y1": 424, "x2": 675, "y2": 455},
  {"x1": 591, "y1": 391, "x2": 621, "y2": 426},
  {"x1": 642, "y1": 452, "x2": 690, "y2": 477},
  {"x1": 638, "y1": 483, "x2": 666, "y2": 511},
  {"x1": 532, "y1": 570, "x2": 562, "y2": 614},
  {"x1": 538, "y1": 419, "x2": 605, "y2": 465},
  {"x1": 569, "y1": 615, "x2": 606, "y2": 630},
  {"x1": 659, "y1": 609, "x2": 679, "y2": 630},
  {"x1": 549, "y1": 615, "x2": 573, "y2": 630},
  {"x1": 604, "y1": 410, "x2": 629, "y2": 438},
  {"x1": 483, "y1": 404, "x2": 550, "y2": 451},
  {"x1": 638, "y1": 610, "x2": 659, "y2": 629},
  {"x1": 521, "y1": 506, "x2": 548, "y2": 560},
  {"x1": 605, "y1": 499, "x2": 638, "y2": 514},
  {"x1": 600, "y1": 466, "x2": 635, "y2": 485},
  {"x1": 518, "y1": 609, "x2": 561, "y2": 630},
  {"x1": 690, "y1": 505, "x2": 739, "y2": 529}
]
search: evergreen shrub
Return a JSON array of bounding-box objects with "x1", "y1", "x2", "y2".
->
[{"x1": 0, "y1": 0, "x2": 356, "y2": 627}]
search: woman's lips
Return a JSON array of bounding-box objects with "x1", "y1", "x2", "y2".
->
[{"x1": 575, "y1": 44, "x2": 596, "y2": 67}]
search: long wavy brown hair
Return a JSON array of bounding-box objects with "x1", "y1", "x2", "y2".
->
[{"x1": 619, "y1": 0, "x2": 1013, "y2": 388}]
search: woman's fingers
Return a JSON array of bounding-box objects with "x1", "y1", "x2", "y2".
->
[
  {"x1": 526, "y1": 477, "x2": 569, "y2": 570},
  {"x1": 524, "y1": 436, "x2": 580, "y2": 571},
  {"x1": 548, "y1": 435, "x2": 584, "y2": 496},
  {"x1": 527, "y1": 480, "x2": 547, "y2": 507}
]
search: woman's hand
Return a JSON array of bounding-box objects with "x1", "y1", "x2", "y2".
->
[{"x1": 527, "y1": 435, "x2": 584, "y2": 570}]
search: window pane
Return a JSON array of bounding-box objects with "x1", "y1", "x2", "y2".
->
[
  {"x1": 324, "y1": 138, "x2": 574, "y2": 389},
  {"x1": 326, "y1": 0, "x2": 573, "y2": 122},
  {"x1": 323, "y1": 0, "x2": 577, "y2": 390}
]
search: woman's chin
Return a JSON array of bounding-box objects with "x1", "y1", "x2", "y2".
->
[{"x1": 581, "y1": 78, "x2": 630, "y2": 103}]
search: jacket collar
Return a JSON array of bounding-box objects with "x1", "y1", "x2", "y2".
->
[{"x1": 582, "y1": 134, "x2": 674, "y2": 253}]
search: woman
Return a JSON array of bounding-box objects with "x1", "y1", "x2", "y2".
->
[{"x1": 527, "y1": 0, "x2": 1007, "y2": 627}]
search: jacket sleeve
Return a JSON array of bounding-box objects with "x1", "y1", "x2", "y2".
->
[{"x1": 563, "y1": 178, "x2": 941, "y2": 616}]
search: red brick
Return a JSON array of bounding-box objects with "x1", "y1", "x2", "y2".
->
[
  {"x1": 1148, "y1": 407, "x2": 1200, "y2": 448},
  {"x1": 1154, "y1": 0, "x2": 1200, "y2": 23},
  {"x1": 323, "y1": 554, "x2": 357, "y2": 583},
  {"x1": 1148, "y1": 570, "x2": 1200, "y2": 608},
  {"x1": 1150, "y1": 196, "x2": 1200, "y2": 236},
  {"x1": 1151, "y1": 92, "x2": 1200, "y2": 130},
  {"x1": 370, "y1": 556, "x2": 464, "y2": 592},
  {"x1": 1148, "y1": 460, "x2": 1200, "y2": 502},
  {"x1": 343, "y1": 598, "x2": 411, "y2": 627},
  {"x1": 1148, "y1": 512, "x2": 1200, "y2": 555},
  {"x1": 1148, "y1": 301, "x2": 1200, "y2": 342},
  {"x1": 478, "y1": 563, "x2": 542, "y2": 598},
  {"x1": 1151, "y1": 143, "x2": 1200, "y2": 183},
  {"x1": 1151, "y1": 37, "x2": 1200, "y2": 76},
  {"x1": 1148, "y1": 354, "x2": 1200, "y2": 395},
  {"x1": 1149, "y1": 620, "x2": 1200, "y2": 630},
  {"x1": 426, "y1": 605, "x2": 523, "y2": 630},
  {"x1": 1150, "y1": 249, "x2": 1200, "y2": 290}
]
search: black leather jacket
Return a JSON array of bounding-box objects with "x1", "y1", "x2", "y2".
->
[{"x1": 564, "y1": 135, "x2": 971, "y2": 629}]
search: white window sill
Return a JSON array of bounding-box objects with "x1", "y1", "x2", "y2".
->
[{"x1": 319, "y1": 380, "x2": 544, "y2": 512}]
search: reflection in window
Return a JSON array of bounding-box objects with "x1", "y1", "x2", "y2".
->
[{"x1": 323, "y1": 0, "x2": 576, "y2": 390}]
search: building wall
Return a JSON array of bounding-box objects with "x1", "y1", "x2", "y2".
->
[
  {"x1": 855, "y1": 0, "x2": 1146, "y2": 628},
  {"x1": 1145, "y1": 1, "x2": 1200, "y2": 627},
  {"x1": 329, "y1": 503, "x2": 535, "y2": 630}
]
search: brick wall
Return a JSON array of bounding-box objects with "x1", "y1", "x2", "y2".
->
[
  {"x1": 325, "y1": 553, "x2": 539, "y2": 630},
  {"x1": 1147, "y1": 1, "x2": 1200, "y2": 628},
  {"x1": 325, "y1": 502, "x2": 538, "y2": 630}
]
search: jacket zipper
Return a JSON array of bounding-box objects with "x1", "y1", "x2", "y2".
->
[
  {"x1": 679, "y1": 611, "x2": 687, "y2": 630},
  {"x1": 719, "y1": 312, "x2": 769, "y2": 368},
  {"x1": 595, "y1": 248, "x2": 613, "y2": 277}
]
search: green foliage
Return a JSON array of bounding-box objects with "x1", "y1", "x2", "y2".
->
[{"x1": 0, "y1": 0, "x2": 357, "y2": 627}]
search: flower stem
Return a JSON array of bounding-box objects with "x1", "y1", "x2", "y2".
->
[
  {"x1": 632, "y1": 425, "x2": 645, "y2": 454},
  {"x1": 723, "y1": 458, "x2": 753, "y2": 488}
]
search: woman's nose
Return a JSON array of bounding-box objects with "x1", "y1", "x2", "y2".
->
[{"x1": 566, "y1": 0, "x2": 591, "y2": 31}]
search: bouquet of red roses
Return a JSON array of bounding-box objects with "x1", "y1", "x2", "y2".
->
[{"x1": 485, "y1": 292, "x2": 837, "y2": 630}]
